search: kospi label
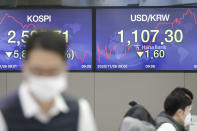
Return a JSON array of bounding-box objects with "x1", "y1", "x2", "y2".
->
[{"x1": 27, "y1": 15, "x2": 52, "y2": 23}]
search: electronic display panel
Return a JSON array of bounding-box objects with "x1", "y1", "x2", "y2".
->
[
  {"x1": 0, "y1": 9, "x2": 92, "y2": 71},
  {"x1": 96, "y1": 8, "x2": 197, "y2": 71}
]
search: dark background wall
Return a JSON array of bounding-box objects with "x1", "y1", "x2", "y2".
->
[{"x1": 3, "y1": 0, "x2": 197, "y2": 7}]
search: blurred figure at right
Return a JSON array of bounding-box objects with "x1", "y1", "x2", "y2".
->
[{"x1": 156, "y1": 87, "x2": 193, "y2": 131}]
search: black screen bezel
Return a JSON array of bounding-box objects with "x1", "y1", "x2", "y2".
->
[{"x1": 0, "y1": 6, "x2": 196, "y2": 73}]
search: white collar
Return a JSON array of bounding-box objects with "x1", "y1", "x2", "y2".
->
[{"x1": 18, "y1": 82, "x2": 69, "y2": 123}]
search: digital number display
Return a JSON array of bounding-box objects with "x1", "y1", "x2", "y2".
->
[
  {"x1": 1, "y1": 8, "x2": 197, "y2": 72},
  {"x1": 96, "y1": 8, "x2": 197, "y2": 71},
  {"x1": 0, "y1": 9, "x2": 92, "y2": 71}
]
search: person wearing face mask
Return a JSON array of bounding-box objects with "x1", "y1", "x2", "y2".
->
[
  {"x1": 156, "y1": 89, "x2": 193, "y2": 131},
  {"x1": 0, "y1": 31, "x2": 97, "y2": 131}
]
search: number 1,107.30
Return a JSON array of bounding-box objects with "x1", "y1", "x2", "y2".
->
[{"x1": 118, "y1": 29, "x2": 183, "y2": 44}]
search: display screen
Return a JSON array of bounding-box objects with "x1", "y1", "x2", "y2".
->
[
  {"x1": 96, "y1": 8, "x2": 197, "y2": 71},
  {"x1": 0, "y1": 9, "x2": 92, "y2": 71}
]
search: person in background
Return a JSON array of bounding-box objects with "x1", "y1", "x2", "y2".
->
[
  {"x1": 156, "y1": 87, "x2": 193, "y2": 131},
  {"x1": 170, "y1": 87, "x2": 193, "y2": 102},
  {"x1": 120, "y1": 101, "x2": 156, "y2": 131},
  {"x1": 0, "y1": 31, "x2": 97, "y2": 131},
  {"x1": 120, "y1": 117, "x2": 156, "y2": 131}
]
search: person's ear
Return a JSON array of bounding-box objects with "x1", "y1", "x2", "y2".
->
[
  {"x1": 22, "y1": 62, "x2": 29, "y2": 80},
  {"x1": 23, "y1": 62, "x2": 27, "y2": 71},
  {"x1": 176, "y1": 109, "x2": 184, "y2": 117}
]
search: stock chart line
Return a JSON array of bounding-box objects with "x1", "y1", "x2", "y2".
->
[
  {"x1": 74, "y1": 50, "x2": 91, "y2": 63},
  {"x1": 67, "y1": 45, "x2": 91, "y2": 63},
  {"x1": 97, "y1": 42, "x2": 139, "y2": 64},
  {"x1": 0, "y1": 13, "x2": 91, "y2": 63},
  {"x1": 97, "y1": 8, "x2": 197, "y2": 64},
  {"x1": 0, "y1": 13, "x2": 37, "y2": 29}
]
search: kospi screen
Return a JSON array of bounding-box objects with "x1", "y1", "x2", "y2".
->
[
  {"x1": 96, "y1": 8, "x2": 197, "y2": 71},
  {"x1": 0, "y1": 9, "x2": 92, "y2": 71}
]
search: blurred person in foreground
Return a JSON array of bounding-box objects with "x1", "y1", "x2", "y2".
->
[
  {"x1": 0, "y1": 31, "x2": 97, "y2": 131},
  {"x1": 156, "y1": 87, "x2": 193, "y2": 131}
]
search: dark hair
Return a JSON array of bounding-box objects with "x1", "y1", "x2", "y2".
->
[
  {"x1": 164, "y1": 92, "x2": 192, "y2": 116},
  {"x1": 170, "y1": 87, "x2": 193, "y2": 100},
  {"x1": 125, "y1": 101, "x2": 156, "y2": 126},
  {"x1": 25, "y1": 30, "x2": 66, "y2": 60}
]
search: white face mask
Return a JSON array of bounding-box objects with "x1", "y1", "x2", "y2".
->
[
  {"x1": 184, "y1": 113, "x2": 192, "y2": 127},
  {"x1": 27, "y1": 73, "x2": 67, "y2": 102}
]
